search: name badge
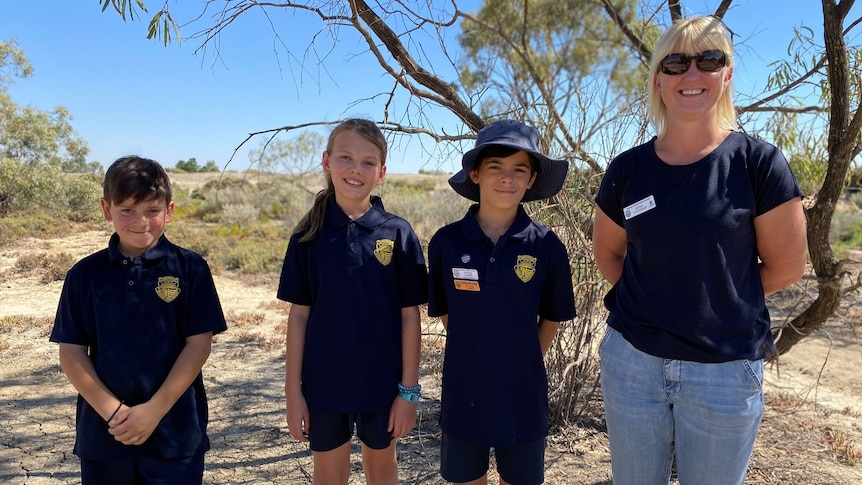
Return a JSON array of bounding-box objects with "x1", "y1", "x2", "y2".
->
[
  {"x1": 452, "y1": 268, "x2": 479, "y2": 280},
  {"x1": 623, "y1": 195, "x2": 656, "y2": 220},
  {"x1": 454, "y1": 280, "x2": 480, "y2": 291}
]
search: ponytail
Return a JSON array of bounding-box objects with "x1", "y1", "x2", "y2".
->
[{"x1": 295, "y1": 176, "x2": 335, "y2": 243}]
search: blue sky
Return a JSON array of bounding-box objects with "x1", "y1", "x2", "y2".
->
[{"x1": 1, "y1": 1, "x2": 856, "y2": 173}]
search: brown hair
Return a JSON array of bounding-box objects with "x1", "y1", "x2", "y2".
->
[
  {"x1": 294, "y1": 119, "x2": 387, "y2": 242},
  {"x1": 103, "y1": 156, "x2": 172, "y2": 206},
  {"x1": 473, "y1": 145, "x2": 537, "y2": 173}
]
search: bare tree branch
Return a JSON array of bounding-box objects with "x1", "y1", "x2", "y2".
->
[
  {"x1": 600, "y1": 0, "x2": 651, "y2": 63},
  {"x1": 351, "y1": 0, "x2": 485, "y2": 131}
]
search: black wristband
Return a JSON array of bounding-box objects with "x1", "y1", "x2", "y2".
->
[{"x1": 106, "y1": 401, "x2": 123, "y2": 424}]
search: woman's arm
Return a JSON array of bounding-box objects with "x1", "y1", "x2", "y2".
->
[
  {"x1": 592, "y1": 207, "x2": 628, "y2": 285},
  {"x1": 755, "y1": 197, "x2": 807, "y2": 296}
]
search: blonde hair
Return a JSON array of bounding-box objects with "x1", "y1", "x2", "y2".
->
[
  {"x1": 294, "y1": 119, "x2": 388, "y2": 242},
  {"x1": 647, "y1": 16, "x2": 737, "y2": 139}
]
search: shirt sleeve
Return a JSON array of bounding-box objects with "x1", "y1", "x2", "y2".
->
[
  {"x1": 397, "y1": 225, "x2": 429, "y2": 308},
  {"x1": 276, "y1": 233, "x2": 312, "y2": 305},
  {"x1": 185, "y1": 254, "x2": 228, "y2": 337},
  {"x1": 539, "y1": 230, "x2": 577, "y2": 322},
  {"x1": 749, "y1": 142, "x2": 803, "y2": 216},
  {"x1": 49, "y1": 261, "x2": 90, "y2": 345},
  {"x1": 426, "y1": 231, "x2": 448, "y2": 318},
  {"x1": 595, "y1": 155, "x2": 628, "y2": 228}
]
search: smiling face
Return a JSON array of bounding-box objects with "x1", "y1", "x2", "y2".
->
[
  {"x1": 322, "y1": 129, "x2": 386, "y2": 215},
  {"x1": 101, "y1": 196, "x2": 173, "y2": 258},
  {"x1": 646, "y1": 16, "x2": 737, "y2": 138},
  {"x1": 470, "y1": 149, "x2": 537, "y2": 210},
  {"x1": 653, "y1": 49, "x2": 733, "y2": 123}
]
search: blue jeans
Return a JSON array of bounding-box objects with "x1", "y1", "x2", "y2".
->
[{"x1": 599, "y1": 326, "x2": 763, "y2": 485}]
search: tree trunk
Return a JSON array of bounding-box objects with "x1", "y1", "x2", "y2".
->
[{"x1": 771, "y1": 0, "x2": 860, "y2": 356}]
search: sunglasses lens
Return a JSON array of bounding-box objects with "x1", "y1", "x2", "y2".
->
[
  {"x1": 660, "y1": 50, "x2": 727, "y2": 75},
  {"x1": 660, "y1": 54, "x2": 690, "y2": 75},
  {"x1": 696, "y1": 50, "x2": 727, "y2": 72}
]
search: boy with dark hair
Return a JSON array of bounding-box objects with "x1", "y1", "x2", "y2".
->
[
  {"x1": 428, "y1": 120, "x2": 576, "y2": 485},
  {"x1": 50, "y1": 155, "x2": 227, "y2": 484}
]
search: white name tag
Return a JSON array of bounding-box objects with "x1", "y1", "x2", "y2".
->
[
  {"x1": 623, "y1": 195, "x2": 656, "y2": 220},
  {"x1": 452, "y1": 268, "x2": 479, "y2": 280}
]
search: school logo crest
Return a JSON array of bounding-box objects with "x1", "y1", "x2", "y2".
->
[
  {"x1": 155, "y1": 276, "x2": 181, "y2": 303},
  {"x1": 374, "y1": 239, "x2": 394, "y2": 266},
  {"x1": 514, "y1": 255, "x2": 537, "y2": 283}
]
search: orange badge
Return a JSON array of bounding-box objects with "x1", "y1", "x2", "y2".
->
[{"x1": 454, "y1": 279, "x2": 480, "y2": 291}]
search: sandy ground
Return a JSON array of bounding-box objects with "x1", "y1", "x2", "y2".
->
[{"x1": 0, "y1": 228, "x2": 860, "y2": 484}]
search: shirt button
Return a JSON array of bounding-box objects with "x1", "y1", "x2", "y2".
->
[
  {"x1": 128, "y1": 281, "x2": 134, "y2": 286},
  {"x1": 123, "y1": 260, "x2": 128, "y2": 265},
  {"x1": 350, "y1": 242, "x2": 356, "y2": 248},
  {"x1": 350, "y1": 223, "x2": 355, "y2": 228},
  {"x1": 490, "y1": 257, "x2": 496, "y2": 263}
]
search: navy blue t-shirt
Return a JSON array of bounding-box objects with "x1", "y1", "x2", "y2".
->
[
  {"x1": 428, "y1": 205, "x2": 576, "y2": 447},
  {"x1": 595, "y1": 131, "x2": 802, "y2": 362},
  {"x1": 277, "y1": 196, "x2": 428, "y2": 413},
  {"x1": 50, "y1": 234, "x2": 227, "y2": 460}
]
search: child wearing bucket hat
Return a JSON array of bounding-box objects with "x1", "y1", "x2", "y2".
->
[{"x1": 427, "y1": 120, "x2": 576, "y2": 485}]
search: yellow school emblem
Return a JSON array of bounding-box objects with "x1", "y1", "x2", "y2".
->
[
  {"x1": 155, "y1": 276, "x2": 181, "y2": 303},
  {"x1": 374, "y1": 239, "x2": 394, "y2": 266},
  {"x1": 514, "y1": 255, "x2": 537, "y2": 283}
]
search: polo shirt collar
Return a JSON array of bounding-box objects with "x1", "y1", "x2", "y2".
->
[
  {"x1": 107, "y1": 233, "x2": 170, "y2": 263},
  {"x1": 462, "y1": 204, "x2": 533, "y2": 242},
  {"x1": 324, "y1": 194, "x2": 388, "y2": 230}
]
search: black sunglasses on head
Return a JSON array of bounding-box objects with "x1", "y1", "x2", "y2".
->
[{"x1": 659, "y1": 50, "x2": 727, "y2": 75}]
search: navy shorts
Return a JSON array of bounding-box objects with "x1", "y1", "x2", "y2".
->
[
  {"x1": 440, "y1": 432, "x2": 546, "y2": 485},
  {"x1": 308, "y1": 409, "x2": 393, "y2": 452},
  {"x1": 80, "y1": 452, "x2": 204, "y2": 485}
]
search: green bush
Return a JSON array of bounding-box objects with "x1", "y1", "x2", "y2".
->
[
  {"x1": 187, "y1": 175, "x2": 313, "y2": 228},
  {"x1": 0, "y1": 159, "x2": 103, "y2": 222},
  {"x1": 831, "y1": 210, "x2": 862, "y2": 258},
  {"x1": 0, "y1": 158, "x2": 65, "y2": 215},
  {"x1": 0, "y1": 212, "x2": 77, "y2": 245}
]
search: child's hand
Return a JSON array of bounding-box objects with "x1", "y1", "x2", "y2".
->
[
  {"x1": 388, "y1": 397, "x2": 417, "y2": 438},
  {"x1": 285, "y1": 394, "x2": 310, "y2": 442},
  {"x1": 107, "y1": 402, "x2": 161, "y2": 446}
]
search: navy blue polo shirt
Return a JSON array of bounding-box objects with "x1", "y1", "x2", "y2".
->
[
  {"x1": 427, "y1": 205, "x2": 576, "y2": 447},
  {"x1": 277, "y1": 195, "x2": 428, "y2": 413},
  {"x1": 595, "y1": 131, "x2": 802, "y2": 362},
  {"x1": 50, "y1": 234, "x2": 227, "y2": 460}
]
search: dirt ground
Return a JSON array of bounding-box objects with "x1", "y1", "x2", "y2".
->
[{"x1": 1, "y1": 227, "x2": 860, "y2": 484}]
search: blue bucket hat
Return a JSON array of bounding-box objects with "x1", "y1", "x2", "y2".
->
[{"x1": 448, "y1": 120, "x2": 569, "y2": 202}]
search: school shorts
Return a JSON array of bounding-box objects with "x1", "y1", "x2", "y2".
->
[
  {"x1": 308, "y1": 409, "x2": 393, "y2": 452},
  {"x1": 440, "y1": 432, "x2": 546, "y2": 485},
  {"x1": 80, "y1": 452, "x2": 204, "y2": 485}
]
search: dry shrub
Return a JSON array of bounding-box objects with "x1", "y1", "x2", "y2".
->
[
  {"x1": 375, "y1": 183, "x2": 470, "y2": 243},
  {"x1": 537, "y1": 170, "x2": 606, "y2": 427},
  {"x1": 0, "y1": 315, "x2": 54, "y2": 339},
  {"x1": 226, "y1": 311, "x2": 267, "y2": 328},
  {"x1": 13, "y1": 251, "x2": 76, "y2": 283},
  {"x1": 764, "y1": 390, "x2": 807, "y2": 411},
  {"x1": 826, "y1": 428, "x2": 860, "y2": 465},
  {"x1": 0, "y1": 315, "x2": 28, "y2": 334},
  {"x1": 260, "y1": 300, "x2": 290, "y2": 313},
  {"x1": 421, "y1": 308, "x2": 446, "y2": 376}
]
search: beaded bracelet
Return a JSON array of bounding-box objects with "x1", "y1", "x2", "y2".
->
[{"x1": 398, "y1": 383, "x2": 421, "y2": 393}]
